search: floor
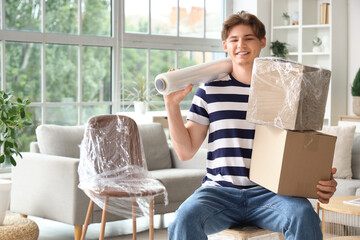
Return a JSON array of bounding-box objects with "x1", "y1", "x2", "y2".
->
[
  {"x1": 7, "y1": 211, "x2": 227, "y2": 240},
  {"x1": 7, "y1": 211, "x2": 169, "y2": 240}
]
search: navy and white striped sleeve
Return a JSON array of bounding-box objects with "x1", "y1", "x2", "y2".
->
[{"x1": 187, "y1": 85, "x2": 209, "y2": 125}]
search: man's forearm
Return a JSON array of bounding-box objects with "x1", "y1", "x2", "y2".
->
[{"x1": 166, "y1": 103, "x2": 195, "y2": 161}]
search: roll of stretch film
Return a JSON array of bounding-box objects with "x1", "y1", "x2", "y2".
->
[{"x1": 154, "y1": 58, "x2": 233, "y2": 95}]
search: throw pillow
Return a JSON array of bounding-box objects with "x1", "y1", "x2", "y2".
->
[
  {"x1": 352, "y1": 132, "x2": 360, "y2": 179},
  {"x1": 36, "y1": 124, "x2": 85, "y2": 158},
  {"x1": 138, "y1": 123, "x2": 172, "y2": 171},
  {"x1": 321, "y1": 125, "x2": 356, "y2": 179}
]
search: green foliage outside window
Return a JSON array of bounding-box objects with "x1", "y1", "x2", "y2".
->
[
  {"x1": 46, "y1": 44, "x2": 78, "y2": 102},
  {"x1": 45, "y1": 0, "x2": 78, "y2": 34},
  {"x1": 82, "y1": 0, "x2": 111, "y2": 36},
  {"x1": 6, "y1": 42, "x2": 41, "y2": 103},
  {"x1": 5, "y1": 0, "x2": 42, "y2": 31}
]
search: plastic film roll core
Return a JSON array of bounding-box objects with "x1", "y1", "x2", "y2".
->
[{"x1": 155, "y1": 78, "x2": 166, "y2": 92}]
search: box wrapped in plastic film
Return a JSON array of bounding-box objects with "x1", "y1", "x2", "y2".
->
[{"x1": 246, "y1": 57, "x2": 331, "y2": 130}]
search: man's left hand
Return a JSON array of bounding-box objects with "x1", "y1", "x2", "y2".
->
[{"x1": 317, "y1": 168, "x2": 337, "y2": 204}]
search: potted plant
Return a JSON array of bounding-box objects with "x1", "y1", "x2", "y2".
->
[
  {"x1": 125, "y1": 73, "x2": 154, "y2": 114},
  {"x1": 312, "y1": 37, "x2": 322, "y2": 52},
  {"x1": 270, "y1": 40, "x2": 289, "y2": 58},
  {"x1": 0, "y1": 90, "x2": 32, "y2": 225},
  {"x1": 352, "y1": 68, "x2": 360, "y2": 116},
  {"x1": 282, "y1": 12, "x2": 290, "y2": 25}
]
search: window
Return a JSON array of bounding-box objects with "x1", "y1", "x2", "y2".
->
[
  {"x1": 122, "y1": 0, "x2": 228, "y2": 110},
  {"x1": 0, "y1": 0, "x2": 230, "y2": 171}
]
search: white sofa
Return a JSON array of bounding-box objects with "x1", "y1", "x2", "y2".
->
[
  {"x1": 308, "y1": 128, "x2": 360, "y2": 208},
  {"x1": 11, "y1": 120, "x2": 360, "y2": 239},
  {"x1": 330, "y1": 131, "x2": 360, "y2": 197},
  {"x1": 10, "y1": 122, "x2": 206, "y2": 240}
]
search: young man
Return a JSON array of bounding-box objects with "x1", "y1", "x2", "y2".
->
[{"x1": 164, "y1": 11, "x2": 337, "y2": 240}]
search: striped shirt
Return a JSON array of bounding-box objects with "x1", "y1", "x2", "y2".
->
[{"x1": 187, "y1": 74, "x2": 258, "y2": 189}]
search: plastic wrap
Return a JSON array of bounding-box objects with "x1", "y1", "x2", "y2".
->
[
  {"x1": 246, "y1": 57, "x2": 331, "y2": 131},
  {"x1": 154, "y1": 58, "x2": 232, "y2": 95},
  {"x1": 78, "y1": 115, "x2": 167, "y2": 219}
]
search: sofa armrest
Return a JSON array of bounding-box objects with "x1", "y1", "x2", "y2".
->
[
  {"x1": 11, "y1": 152, "x2": 89, "y2": 226},
  {"x1": 30, "y1": 142, "x2": 40, "y2": 153},
  {"x1": 170, "y1": 146, "x2": 207, "y2": 169},
  {"x1": 333, "y1": 178, "x2": 360, "y2": 196}
]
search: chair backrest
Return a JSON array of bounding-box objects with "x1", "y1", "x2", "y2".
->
[{"x1": 81, "y1": 115, "x2": 146, "y2": 176}]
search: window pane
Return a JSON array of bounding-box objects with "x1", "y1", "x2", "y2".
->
[
  {"x1": 6, "y1": 42, "x2": 41, "y2": 102},
  {"x1": 150, "y1": 49, "x2": 176, "y2": 110},
  {"x1": 125, "y1": 0, "x2": 148, "y2": 33},
  {"x1": 81, "y1": 105, "x2": 111, "y2": 124},
  {"x1": 178, "y1": 51, "x2": 203, "y2": 68},
  {"x1": 46, "y1": 44, "x2": 78, "y2": 102},
  {"x1": 82, "y1": 0, "x2": 111, "y2": 36},
  {"x1": 179, "y1": 0, "x2": 204, "y2": 38},
  {"x1": 0, "y1": 1, "x2": 2, "y2": 30},
  {"x1": 0, "y1": 43, "x2": 2, "y2": 85},
  {"x1": 46, "y1": 106, "x2": 77, "y2": 125},
  {"x1": 151, "y1": 0, "x2": 177, "y2": 36},
  {"x1": 205, "y1": 0, "x2": 224, "y2": 39},
  {"x1": 5, "y1": 0, "x2": 42, "y2": 31},
  {"x1": 178, "y1": 51, "x2": 203, "y2": 106},
  {"x1": 45, "y1": 0, "x2": 78, "y2": 34},
  {"x1": 204, "y1": 51, "x2": 227, "y2": 62},
  {"x1": 18, "y1": 106, "x2": 41, "y2": 152},
  {"x1": 121, "y1": 48, "x2": 147, "y2": 109},
  {"x1": 82, "y1": 46, "x2": 111, "y2": 102}
]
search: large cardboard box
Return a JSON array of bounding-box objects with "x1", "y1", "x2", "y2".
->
[
  {"x1": 246, "y1": 57, "x2": 331, "y2": 131},
  {"x1": 249, "y1": 125, "x2": 336, "y2": 198}
]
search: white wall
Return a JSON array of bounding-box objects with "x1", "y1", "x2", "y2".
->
[
  {"x1": 347, "y1": 0, "x2": 360, "y2": 115},
  {"x1": 232, "y1": 0, "x2": 271, "y2": 56}
]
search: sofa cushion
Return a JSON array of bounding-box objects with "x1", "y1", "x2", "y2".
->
[
  {"x1": 150, "y1": 168, "x2": 205, "y2": 204},
  {"x1": 138, "y1": 123, "x2": 172, "y2": 170},
  {"x1": 352, "y1": 132, "x2": 360, "y2": 179},
  {"x1": 321, "y1": 125, "x2": 356, "y2": 179},
  {"x1": 36, "y1": 125, "x2": 85, "y2": 158}
]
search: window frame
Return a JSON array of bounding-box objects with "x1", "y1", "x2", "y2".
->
[{"x1": 0, "y1": 0, "x2": 233, "y2": 172}]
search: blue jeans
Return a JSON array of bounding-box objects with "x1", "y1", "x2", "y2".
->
[{"x1": 168, "y1": 186, "x2": 322, "y2": 240}]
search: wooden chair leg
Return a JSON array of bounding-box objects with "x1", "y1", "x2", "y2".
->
[
  {"x1": 81, "y1": 200, "x2": 94, "y2": 240},
  {"x1": 100, "y1": 197, "x2": 109, "y2": 240},
  {"x1": 316, "y1": 201, "x2": 320, "y2": 215},
  {"x1": 74, "y1": 225, "x2": 82, "y2": 240},
  {"x1": 149, "y1": 198, "x2": 154, "y2": 240},
  {"x1": 132, "y1": 199, "x2": 137, "y2": 240}
]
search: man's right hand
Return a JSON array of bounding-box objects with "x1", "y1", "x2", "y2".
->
[{"x1": 164, "y1": 84, "x2": 194, "y2": 106}]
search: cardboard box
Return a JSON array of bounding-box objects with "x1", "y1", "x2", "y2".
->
[
  {"x1": 249, "y1": 124, "x2": 336, "y2": 198},
  {"x1": 247, "y1": 57, "x2": 331, "y2": 130}
]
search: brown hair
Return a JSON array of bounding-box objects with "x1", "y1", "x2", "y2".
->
[{"x1": 221, "y1": 11, "x2": 266, "y2": 41}]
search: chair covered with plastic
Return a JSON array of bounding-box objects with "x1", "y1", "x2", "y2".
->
[{"x1": 78, "y1": 115, "x2": 167, "y2": 240}]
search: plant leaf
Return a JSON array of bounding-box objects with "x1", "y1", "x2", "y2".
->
[
  {"x1": 10, "y1": 156, "x2": 17, "y2": 166},
  {"x1": 20, "y1": 108, "x2": 25, "y2": 118}
]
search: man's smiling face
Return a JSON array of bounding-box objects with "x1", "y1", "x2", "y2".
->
[{"x1": 223, "y1": 24, "x2": 266, "y2": 67}]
